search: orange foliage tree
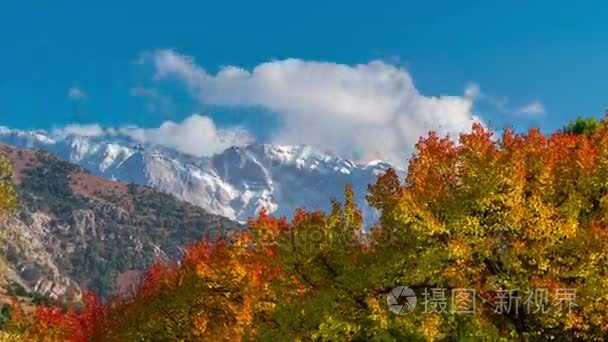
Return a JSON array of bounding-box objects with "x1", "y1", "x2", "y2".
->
[{"x1": 81, "y1": 212, "x2": 286, "y2": 341}]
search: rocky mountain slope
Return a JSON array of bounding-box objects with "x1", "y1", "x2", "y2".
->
[
  {"x1": 0, "y1": 144, "x2": 243, "y2": 299},
  {"x1": 0, "y1": 127, "x2": 402, "y2": 225}
]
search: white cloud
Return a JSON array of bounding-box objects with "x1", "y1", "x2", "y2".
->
[
  {"x1": 55, "y1": 124, "x2": 105, "y2": 137},
  {"x1": 517, "y1": 100, "x2": 545, "y2": 115},
  {"x1": 54, "y1": 114, "x2": 253, "y2": 157},
  {"x1": 147, "y1": 50, "x2": 482, "y2": 164},
  {"x1": 119, "y1": 114, "x2": 252, "y2": 157},
  {"x1": 464, "y1": 82, "x2": 481, "y2": 100},
  {"x1": 68, "y1": 86, "x2": 87, "y2": 100},
  {"x1": 462, "y1": 82, "x2": 546, "y2": 118}
]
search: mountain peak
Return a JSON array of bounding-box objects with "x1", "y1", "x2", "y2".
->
[{"x1": 0, "y1": 127, "x2": 402, "y2": 224}]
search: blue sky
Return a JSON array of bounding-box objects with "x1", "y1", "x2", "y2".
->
[{"x1": 1, "y1": 1, "x2": 608, "y2": 161}]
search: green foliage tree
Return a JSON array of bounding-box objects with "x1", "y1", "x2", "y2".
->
[
  {"x1": 0, "y1": 154, "x2": 16, "y2": 267},
  {"x1": 562, "y1": 115, "x2": 602, "y2": 135},
  {"x1": 0, "y1": 155, "x2": 16, "y2": 218},
  {"x1": 0, "y1": 305, "x2": 11, "y2": 330}
]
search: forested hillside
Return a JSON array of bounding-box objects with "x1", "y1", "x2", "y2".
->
[{"x1": 0, "y1": 144, "x2": 243, "y2": 299}]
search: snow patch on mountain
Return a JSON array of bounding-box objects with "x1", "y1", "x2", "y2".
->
[{"x1": 0, "y1": 127, "x2": 403, "y2": 225}]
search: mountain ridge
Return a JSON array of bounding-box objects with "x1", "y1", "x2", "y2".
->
[{"x1": 0, "y1": 127, "x2": 403, "y2": 225}]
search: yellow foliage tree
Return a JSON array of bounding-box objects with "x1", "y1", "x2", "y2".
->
[{"x1": 0, "y1": 154, "x2": 16, "y2": 219}]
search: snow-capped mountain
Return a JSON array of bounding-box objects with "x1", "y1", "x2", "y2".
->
[{"x1": 0, "y1": 127, "x2": 402, "y2": 225}]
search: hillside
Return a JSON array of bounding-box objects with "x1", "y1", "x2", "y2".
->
[{"x1": 0, "y1": 144, "x2": 244, "y2": 299}]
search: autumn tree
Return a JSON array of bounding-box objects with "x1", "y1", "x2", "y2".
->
[
  {"x1": 84, "y1": 214, "x2": 286, "y2": 341},
  {"x1": 255, "y1": 186, "x2": 384, "y2": 341},
  {"x1": 0, "y1": 153, "x2": 16, "y2": 221},
  {"x1": 360, "y1": 122, "x2": 608, "y2": 340},
  {"x1": 4, "y1": 292, "x2": 103, "y2": 342},
  {"x1": 262, "y1": 121, "x2": 608, "y2": 340}
]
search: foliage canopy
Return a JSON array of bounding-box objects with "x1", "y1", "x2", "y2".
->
[{"x1": 6, "y1": 122, "x2": 608, "y2": 340}]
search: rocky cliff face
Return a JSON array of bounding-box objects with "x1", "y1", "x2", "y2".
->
[
  {"x1": 0, "y1": 144, "x2": 243, "y2": 299},
  {"x1": 2, "y1": 211, "x2": 79, "y2": 299}
]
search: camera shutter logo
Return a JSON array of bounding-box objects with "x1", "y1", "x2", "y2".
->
[{"x1": 387, "y1": 286, "x2": 417, "y2": 315}]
